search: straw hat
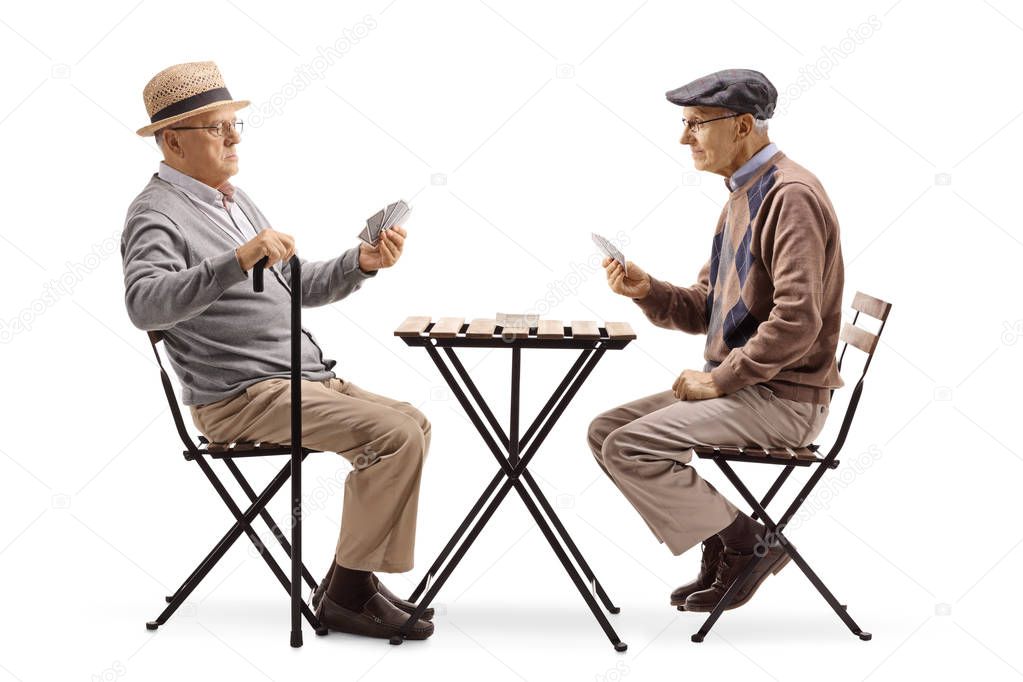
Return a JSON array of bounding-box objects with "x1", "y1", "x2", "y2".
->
[{"x1": 136, "y1": 61, "x2": 249, "y2": 137}]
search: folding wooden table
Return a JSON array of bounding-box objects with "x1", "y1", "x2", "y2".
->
[{"x1": 389, "y1": 317, "x2": 636, "y2": 651}]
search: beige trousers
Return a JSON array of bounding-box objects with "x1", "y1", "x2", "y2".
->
[
  {"x1": 587, "y1": 384, "x2": 828, "y2": 556},
  {"x1": 190, "y1": 377, "x2": 430, "y2": 573}
]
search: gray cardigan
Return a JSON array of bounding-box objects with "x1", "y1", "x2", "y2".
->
[{"x1": 121, "y1": 174, "x2": 375, "y2": 406}]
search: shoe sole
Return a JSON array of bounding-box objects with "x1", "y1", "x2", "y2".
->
[
  {"x1": 312, "y1": 587, "x2": 434, "y2": 621},
  {"x1": 315, "y1": 604, "x2": 434, "y2": 640},
  {"x1": 683, "y1": 551, "x2": 791, "y2": 613},
  {"x1": 671, "y1": 593, "x2": 699, "y2": 608},
  {"x1": 320, "y1": 620, "x2": 434, "y2": 640}
]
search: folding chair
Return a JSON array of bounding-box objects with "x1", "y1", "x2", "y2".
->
[
  {"x1": 142, "y1": 256, "x2": 327, "y2": 645},
  {"x1": 687, "y1": 290, "x2": 892, "y2": 643}
]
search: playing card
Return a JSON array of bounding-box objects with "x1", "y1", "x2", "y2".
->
[
  {"x1": 591, "y1": 232, "x2": 627, "y2": 275},
  {"x1": 360, "y1": 201, "x2": 412, "y2": 246},
  {"x1": 381, "y1": 202, "x2": 398, "y2": 230},
  {"x1": 384, "y1": 200, "x2": 410, "y2": 230},
  {"x1": 367, "y1": 209, "x2": 386, "y2": 244},
  {"x1": 497, "y1": 312, "x2": 539, "y2": 328}
]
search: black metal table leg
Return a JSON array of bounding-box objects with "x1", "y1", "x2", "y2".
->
[
  {"x1": 509, "y1": 478, "x2": 627, "y2": 651},
  {"x1": 393, "y1": 340, "x2": 627, "y2": 650},
  {"x1": 521, "y1": 469, "x2": 620, "y2": 614},
  {"x1": 407, "y1": 470, "x2": 504, "y2": 603},
  {"x1": 392, "y1": 477, "x2": 518, "y2": 643}
]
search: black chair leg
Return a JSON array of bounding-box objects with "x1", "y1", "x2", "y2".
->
[
  {"x1": 771, "y1": 537, "x2": 872, "y2": 641},
  {"x1": 751, "y1": 465, "x2": 793, "y2": 521},
  {"x1": 163, "y1": 457, "x2": 317, "y2": 605},
  {"x1": 192, "y1": 455, "x2": 326, "y2": 635},
  {"x1": 148, "y1": 455, "x2": 325, "y2": 635},
  {"x1": 223, "y1": 457, "x2": 318, "y2": 591},
  {"x1": 149, "y1": 457, "x2": 295, "y2": 629},
  {"x1": 687, "y1": 458, "x2": 871, "y2": 643},
  {"x1": 690, "y1": 553, "x2": 765, "y2": 642}
]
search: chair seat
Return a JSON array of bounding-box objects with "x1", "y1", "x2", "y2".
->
[
  {"x1": 184, "y1": 437, "x2": 321, "y2": 460},
  {"x1": 693, "y1": 444, "x2": 831, "y2": 467}
]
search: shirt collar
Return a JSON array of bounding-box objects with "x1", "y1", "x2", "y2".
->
[
  {"x1": 726, "y1": 142, "x2": 779, "y2": 191},
  {"x1": 158, "y1": 161, "x2": 232, "y2": 208}
]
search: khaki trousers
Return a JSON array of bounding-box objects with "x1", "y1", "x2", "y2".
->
[
  {"x1": 587, "y1": 384, "x2": 828, "y2": 556},
  {"x1": 190, "y1": 377, "x2": 430, "y2": 573}
]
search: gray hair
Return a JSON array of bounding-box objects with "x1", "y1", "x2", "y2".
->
[{"x1": 753, "y1": 118, "x2": 769, "y2": 133}]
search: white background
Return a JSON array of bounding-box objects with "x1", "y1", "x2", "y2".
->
[{"x1": 0, "y1": 1, "x2": 1019, "y2": 680}]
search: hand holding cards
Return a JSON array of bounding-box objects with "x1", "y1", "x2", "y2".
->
[
  {"x1": 360, "y1": 199, "x2": 411, "y2": 245},
  {"x1": 594, "y1": 234, "x2": 651, "y2": 299},
  {"x1": 591, "y1": 232, "x2": 627, "y2": 276}
]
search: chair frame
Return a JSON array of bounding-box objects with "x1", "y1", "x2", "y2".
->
[
  {"x1": 142, "y1": 256, "x2": 326, "y2": 644},
  {"x1": 688, "y1": 291, "x2": 892, "y2": 643}
]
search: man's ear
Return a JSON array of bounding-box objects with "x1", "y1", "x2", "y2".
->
[
  {"x1": 735, "y1": 113, "x2": 754, "y2": 139},
  {"x1": 162, "y1": 129, "x2": 183, "y2": 158}
]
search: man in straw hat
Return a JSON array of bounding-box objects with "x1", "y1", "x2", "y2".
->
[
  {"x1": 122, "y1": 61, "x2": 434, "y2": 640},
  {"x1": 589, "y1": 69, "x2": 844, "y2": 613}
]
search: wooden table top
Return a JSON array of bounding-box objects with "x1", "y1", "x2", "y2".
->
[{"x1": 394, "y1": 316, "x2": 636, "y2": 348}]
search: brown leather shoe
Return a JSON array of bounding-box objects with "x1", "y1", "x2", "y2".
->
[
  {"x1": 683, "y1": 543, "x2": 791, "y2": 612},
  {"x1": 312, "y1": 573, "x2": 434, "y2": 621},
  {"x1": 671, "y1": 535, "x2": 724, "y2": 608},
  {"x1": 311, "y1": 575, "x2": 328, "y2": 610},
  {"x1": 316, "y1": 592, "x2": 434, "y2": 640},
  {"x1": 373, "y1": 574, "x2": 434, "y2": 621}
]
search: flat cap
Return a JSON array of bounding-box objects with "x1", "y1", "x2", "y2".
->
[{"x1": 665, "y1": 69, "x2": 777, "y2": 119}]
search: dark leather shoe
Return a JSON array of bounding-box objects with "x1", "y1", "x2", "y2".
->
[
  {"x1": 671, "y1": 535, "x2": 724, "y2": 608},
  {"x1": 311, "y1": 575, "x2": 328, "y2": 611},
  {"x1": 312, "y1": 573, "x2": 434, "y2": 621},
  {"x1": 373, "y1": 574, "x2": 435, "y2": 621},
  {"x1": 683, "y1": 543, "x2": 791, "y2": 612},
  {"x1": 316, "y1": 592, "x2": 434, "y2": 640}
]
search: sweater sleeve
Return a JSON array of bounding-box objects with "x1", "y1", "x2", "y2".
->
[
  {"x1": 231, "y1": 187, "x2": 377, "y2": 308},
  {"x1": 710, "y1": 183, "x2": 829, "y2": 394},
  {"x1": 281, "y1": 245, "x2": 377, "y2": 308},
  {"x1": 121, "y1": 209, "x2": 248, "y2": 331},
  {"x1": 631, "y1": 258, "x2": 711, "y2": 334}
]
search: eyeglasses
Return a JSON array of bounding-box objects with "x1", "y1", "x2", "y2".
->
[
  {"x1": 681, "y1": 113, "x2": 740, "y2": 134},
  {"x1": 168, "y1": 119, "x2": 244, "y2": 138}
]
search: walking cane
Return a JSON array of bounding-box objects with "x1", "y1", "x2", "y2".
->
[{"x1": 253, "y1": 254, "x2": 305, "y2": 647}]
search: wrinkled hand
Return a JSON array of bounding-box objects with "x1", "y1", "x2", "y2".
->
[
  {"x1": 602, "y1": 257, "x2": 651, "y2": 299},
  {"x1": 236, "y1": 228, "x2": 296, "y2": 271},
  {"x1": 359, "y1": 225, "x2": 406, "y2": 273},
  {"x1": 672, "y1": 369, "x2": 723, "y2": 401}
]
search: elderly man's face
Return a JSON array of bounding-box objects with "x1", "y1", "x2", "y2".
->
[
  {"x1": 159, "y1": 104, "x2": 242, "y2": 188},
  {"x1": 679, "y1": 105, "x2": 747, "y2": 176}
]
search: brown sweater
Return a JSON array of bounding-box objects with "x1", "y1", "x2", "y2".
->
[{"x1": 634, "y1": 151, "x2": 844, "y2": 404}]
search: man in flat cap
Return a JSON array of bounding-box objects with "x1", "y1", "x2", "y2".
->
[
  {"x1": 121, "y1": 61, "x2": 434, "y2": 640},
  {"x1": 589, "y1": 69, "x2": 844, "y2": 612}
]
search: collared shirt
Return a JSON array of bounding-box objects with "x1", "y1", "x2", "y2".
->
[
  {"x1": 157, "y1": 161, "x2": 257, "y2": 247},
  {"x1": 726, "y1": 142, "x2": 779, "y2": 191}
]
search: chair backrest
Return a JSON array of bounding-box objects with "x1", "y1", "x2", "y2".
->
[
  {"x1": 147, "y1": 330, "x2": 202, "y2": 458},
  {"x1": 824, "y1": 291, "x2": 893, "y2": 462}
]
